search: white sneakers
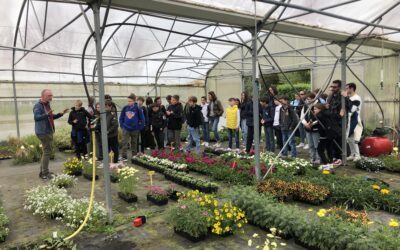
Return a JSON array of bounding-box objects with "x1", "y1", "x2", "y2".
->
[
  {"x1": 297, "y1": 143, "x2": 305, "y2": 148},
  {"x1": 347, "y1": 155, "x2": 361, "y2": 162},
  {"x1": 303, "y1": 144, "x2": 309, "y2": 150}
]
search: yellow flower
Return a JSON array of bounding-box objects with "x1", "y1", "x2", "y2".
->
[
  {"x1": 280, "y1": 243, "x2": 287, "y2": 246},
  {"x1": 266, "y1": 233, "x2": 275, "y2": 238},
  {"x1": 238, "y1": 223, "x2": 242, "y2": 228},
  {"x1": 367, "y1": 221, "x2": 374, "y2": 225},
  {"x1": 224, "y1": 226, "x2": 230, "y2": 232},
  {"x1": 372, "y1": 185, "x2": 380, "y2": 190},
  {"x1": 252, "y1": 233, "x2": 259, "y2": 238},
  {"x1": 380, "y1": 189, "x2": 390, "y2": 195},
  {"x1": 248, "y1": 239, "x2": 252, "y2": 247},
  {"x1": 388, "y1": 219, "x2": 399, "y2": 227},
  {"x1": 214, "y1": 210, "x2": 219, "y2": 215},
  {"x1": 308, "y1": 208, "x2": 314, "y2": 212},
  {"x1": 227, "y1": 213, "x2": 232, "y2": 218},
  {"x1": 317, "y1": 209, "x2": 327, "y2": 217},
  {"x1": 213, "y1": 200, "x2": 218, "y2": 206},
  {"x1": 322, "y1": 170, "x2": 330, "y2": 175},
  {"x1": 200, "y1": 202, "x2": 205, "y2": 206}
]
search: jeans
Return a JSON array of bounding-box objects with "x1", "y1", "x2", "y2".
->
[
  {"x1": 281, "y1": 129, "x2": 297, "y2": 157},
  {"x1": 306, "y1": 131, "x2": 320, "y2": 161},
  {"x1": 202, "y1": 121, "x2": 210, "y2": 142},
  {"x1": 246, "y1": 126, "x2": 254, "y2": 153},
  {"x1": 299, "y1": 123, "x2": 306, "y2": 144},
  {"x1": 228, "y1": 129, "x2": 240, "y2": 149},
  {"x1": 37, "y1": 133, "x2": 53, "y2": 177},
  {"x1": 348, "y1": 137, "x2": 361, "y2": 158},
  {"x1": 168, "y1": 129, "x2": 181, "y2": 148},
  {"x1": 186, "y1": 126, "x2": 200, "y2": 154},
  {"x1": 241, "y1": 119, "x2": 248, "y2": 145},
  {"x1": 108, "y1": 136, "x2": 119, "y2": 163},
  {"x1": 264, "y1": 126, "x2": 275, "y2": 152},
  {"x1": 209, "y1": 116, "x2": 220, "y2": 142},
  {"x1": 121, "y1": 129, "x2": 139, "y2": 158}
]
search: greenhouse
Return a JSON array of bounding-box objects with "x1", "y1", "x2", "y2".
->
[{"x1": 1, "y1": 0, "x2": 400, "y2": 249}]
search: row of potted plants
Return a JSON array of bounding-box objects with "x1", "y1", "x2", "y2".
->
[
  {"x1": 136, "y1": 154, "x2": 188, "y2": 172},
  {"x1": 24, "y1": 184, "x2": 107, "y2": 230},
  {"x1": 163, "y1": 169, "x2": 218, "y2": 193},
  {"x1": 230, "y1": 186, "x2": 400, "y2": 250},
  {"x1": 0, "y1": 203, "x2": 9, "y2": 243},
  {"x1": 167, "y1": 190, "x2": 247, "y2": 242}
]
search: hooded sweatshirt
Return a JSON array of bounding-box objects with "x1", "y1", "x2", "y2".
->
[
  {"x1": 119, "y1": 103, "x2": 145, "y2": 131},
  {"x1": 186, "y1": 104, "x2": 203, "y2": 128},
  {"x1": 68, "y1": 107, "x2": 92, "y2": 131}
]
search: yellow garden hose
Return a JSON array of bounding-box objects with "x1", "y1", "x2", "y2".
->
[{"x1": 64, "y1": 130, "x2": 97, "y2": 241}]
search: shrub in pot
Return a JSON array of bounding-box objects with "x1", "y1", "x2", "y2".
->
[
  {"x1": 166, "y1": 184, "x2": 181, "y2": 201},
  {"x1": 82, "y1": 158, "x2": 99, "y2": 181},
  {"x1": 50, "y1": 174, "x2": 77, "y2": 189},
  {"x1": 63, "y1": 157, "x2": 83, "y2": 176}
]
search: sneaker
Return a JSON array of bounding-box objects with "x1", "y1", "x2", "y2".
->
[
  {"x1": 353, "y1": 156, "x2": 361, "y2": 161},
  {"x1": 303, "y1": 144, "x2": 309, "y2": 150},
  {"x1": 214, "y1": 142, "x2": 221, "y2": 147},
  {"x1": 313, "y1": 160, "x2": 321, "y2": 165},
  {"x1": 347, "y1": 155, "x2": 355, "y2": 161},
  {"x1": 332, "y1": 159, "x2": 342, "y2": 166},
  {"x1": 119, "y1": 156, "x2": 128, "y2": 161},
  {"x1": 204, "y1": 142, "x2": 209, "y2": 147},
  {"x1": 296, "y1": 143, "x2": 305, "y2": 148}
]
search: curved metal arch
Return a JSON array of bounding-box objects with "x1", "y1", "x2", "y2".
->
[{"x1": 11, "y1": 0, "x2": 28, "y2": 138}]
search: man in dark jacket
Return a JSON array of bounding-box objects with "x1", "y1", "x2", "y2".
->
[
  {"x1": 244, "y1": 97, "x2": 262, "y2": 153},
  {"x1": 166, "y1": 95, "x2": 184, "y2": 148},
  {"x1": 150, "y1": 104, "x2": 166, "y2": 150},
  {"x1": 260, "y1": 96, "x2": 275, "y2": 152},
  {"x1": 279, "y1": 95, "x2": 299, "y2": 157},
  {"x1": 105, "y1": 100, "x2": 119, "y2": 163},
  {"x1": 33, "y1": 89, "x2": 69, "y2": 179},
  {"x1": 68, "y1": 100, "x2": 92, "y2": 159},
  {"x1": 185, "y1": 96, "x2": 203, "y2": 154}
]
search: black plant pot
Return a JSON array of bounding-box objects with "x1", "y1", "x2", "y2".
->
[
  {"x1": 0, "y1": 156, "x2": 12, "y2": 160},
  {"x1": 294, "y1": 237, "x2": 320, "y2": 250},
  {"x1": 68, "y1": 171, "x2": 82, "y2": 177},
  {"x1": 147, "y1": 194, "x2": 168, "y2": 206},
  {"x1": 174, "y1": 228, "x2": 207, "y2": 243},
  {"x1": 118, "y1": 192, "x2": 138, "y2": 203},
  {"x1": 168, "y1": 191, "x2": 180, "y2": 201},
  {"x1": 110, "y1": 175, "x2": 119, "y2": 183},
  {"x1": 49, "y1": 213, "x2": 63, "y2": 220},
  {"x1": 83, "y1": 173, "x2": 99, "y2": 181}
]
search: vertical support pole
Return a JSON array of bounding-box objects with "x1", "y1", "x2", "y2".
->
[
  {"x1": 92, "y1": 1, "x2": 113, "y2": 223},
  {"x1": 12, "y1": 68, "x2": 20, "y2": 138},
  {"x1": 241, "y1": 46, "x2": 245, "y2": 92},
  {"x1": 204, "y1": 77, "x2": 208, "y2": 97},
  {"x1": 340, "y1": 43, "x2": 347, "y2": 165},
  {"x1": 251, "y1": 30, "x2": 261, "y2": 181}
]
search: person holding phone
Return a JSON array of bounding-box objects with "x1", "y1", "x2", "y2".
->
[{"x1": 33, "y1": 89, "x2": 69, "y2": 180}]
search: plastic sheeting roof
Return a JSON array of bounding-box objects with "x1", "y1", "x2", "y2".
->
[{"x1": 0, "y1": 0, "x2": 399, "y2": 85}]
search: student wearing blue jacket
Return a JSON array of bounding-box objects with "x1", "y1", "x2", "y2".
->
[{"x1": 119, "y1": 94, "x2": 145, "y2": 160}]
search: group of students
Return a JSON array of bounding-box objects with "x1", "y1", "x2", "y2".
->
[{"x1": 67, "y1": 79, "x2": 362, "y2": 167}]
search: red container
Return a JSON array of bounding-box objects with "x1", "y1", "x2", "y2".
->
[
  {"x1": 133, "y1": 218, "x2": 143, "y2": 227},
  {"x1": 360, "y1": 136, "x2": 393, "y2": 157}
]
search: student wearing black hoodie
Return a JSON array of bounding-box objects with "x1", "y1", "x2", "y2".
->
[
  {"x1": 150, "y1": 104, "x2": 166, "y2": 150},
  {"x1": 166, "y1": 95, "x2": 184, "y2": 148},
  {"x1": 185, "y1": 96, "x2": 203, "y2": 154},
  {"x1": 68, "y1": 100, "x2": 92, "y2": 159},
  {"x1": 260, "y1": 96, "x2": 275, "y2": 152}
]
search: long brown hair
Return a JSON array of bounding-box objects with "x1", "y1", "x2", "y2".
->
[{"x1": 208, "y1": 91, "x2": 217, "y2": 102}]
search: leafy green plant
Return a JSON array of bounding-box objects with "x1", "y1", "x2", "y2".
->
[
  {"x1": 11, "y1": 135, "x2": 50, "y2": 165},
  {"x1": 35, "y1": 237, "x2": 77, "y2": 250},
  {"x1": 53, "y1": 126, "x2": 72, "y2": 151},
  {"x1": 167, "y1": 199, "x2": 209, "y2": 238},
  {"x1": 380, "y1": 155, "x2": 400, "y2": 173},
  {"x1": 0, "y1": 206, "x2": 9, "y2": 242}
]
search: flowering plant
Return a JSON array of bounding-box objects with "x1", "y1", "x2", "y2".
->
[
  {"x1": 147, "y1": 186, "x2": 168, "y2": 201},
  {"x1": 211, "y1": 202, "x2": 246, "y2": 235},
  {"x1": 118, "y1": 167, "x2": 139, "y2": 195},
  {"x1": 63, "y1": 157, "x2": 83, "y2": 175},
  {"x1": 50, "y1": 174, "x2": 77, "y2": 189},
  {"x1": 24, "y1": 185, "x2": 107, "y2": 229},
  {"x1": 138, "y1": 154, "x2": 188, "y2": 171},
  {"x1": 82, "y1": 156, "x2": 99, "y2": 176},
  {"x1": 355, "y1": 157, "x2": 385, "y2": 172},
  {"x1": 315, "y1": 207, "x2": 370, "y2": 225},
  {"x1": 0, "y1": 206, "x2": 9, "y2": 242}
]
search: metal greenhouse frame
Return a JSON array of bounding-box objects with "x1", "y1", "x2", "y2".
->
[{"x1": 4, "y1": 0, "x2": 400, "y2": 222}]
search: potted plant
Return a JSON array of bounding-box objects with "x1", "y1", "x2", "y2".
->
[
  {"x1": 63, "y1": 157, "x2": 83, "y2": 176},
  {"x1": 110, "y1": 170, "x2": 120, "y2": 183},
  {"x1": 166, "y1": 184, "x2": 181, "y2": 201},
  {"x1": 82, "y1": 158, "x2": 99, "y2": 181},
  {"x1": 210, "y1": 202, "x2": 247, "y2": 237},
  {"x1": 50, "y1": 174, "x2": 77, "y2": 189},
  {"x1": 118, "y1": 167, "x2": 139, "y2": 203},
  {"x1": 147, "y1": 186, "x2": 169, "y2": 206},
  {"x1": 167, "y1": 200, "x2": 208, "y2": 242}
]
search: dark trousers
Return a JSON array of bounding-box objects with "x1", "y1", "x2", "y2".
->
[
  {"x1": 108, "y1": 136, "x2": 119, "y2": 163},
  {"x1": 333, "y1": 136, "x2": 342, "y2": 159},
  {"x1": 318, "y1": 138, "x2": 334, "y2": 164},
  {"x1": 228, "y1": 128, "x2": 239, "y2": 149},
  {"x1": 153, "y1": 128, "x2": 165, "y2": 150},
  {"x1": 74, "y1": 141, "x2": 87, "y2": 159},
  {"x1": 274, "y1": 127, "x2": 283, "y2": 149},
  {"x1": 246, "y1": 126, "x2": 254, "y2": 153},
  {"x1": 95, "y1": 132, "x2": 103, "y2": 160}
]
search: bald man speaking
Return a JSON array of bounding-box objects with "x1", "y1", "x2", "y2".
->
[{"x1": 33, "y1": 89, "x2": 69, "y2": 180}]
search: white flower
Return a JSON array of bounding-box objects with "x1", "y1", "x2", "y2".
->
[{"x1": 248, "y1": 239, "x2": 252, "y2": 247}]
